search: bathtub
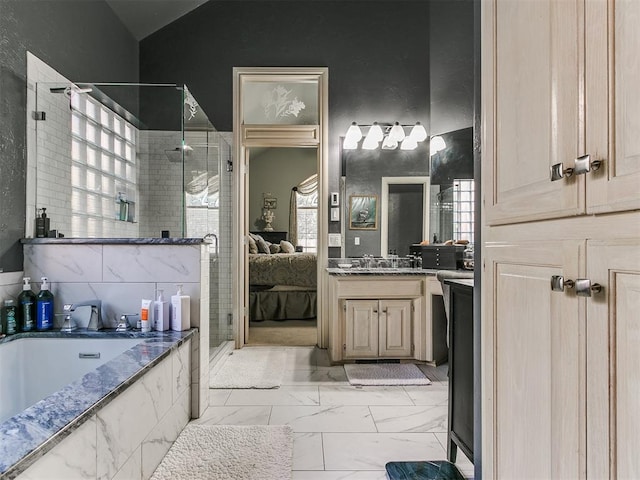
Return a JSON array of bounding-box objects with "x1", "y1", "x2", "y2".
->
[
  {"x1": 0, "y1": 337, "x2": 143, "y2": 423},
  {"x1": 0, "y1": 330, "x2": 195, "y2": 479}
]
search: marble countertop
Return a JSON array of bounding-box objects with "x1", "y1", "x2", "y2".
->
[
  {"x1": 444, "y1": 278, "x2": 475, "y2": 288},
  {"x1": 0, "y1": 329, "x2": 196, "y2": 478},
  {"x1": 21, "y1": 237, "x2": 205, "y2": 245},
  {"x1": 326, "y1": 267, "x2": 441, "y2": 276}
]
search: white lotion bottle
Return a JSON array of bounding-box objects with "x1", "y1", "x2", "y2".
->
[
  {"x1": 154, "y1": 289, "x2": 170, "y2": 331},
  {"x1": 170, "y1": 284, "x2": 190, "y2": 331}
]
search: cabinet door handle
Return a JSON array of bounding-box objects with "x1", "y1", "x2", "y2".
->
[
  {"x1": 373, "y1": 309, "x2": 378, "y2": 313},
  {"x1": 550, "y1": 163, "x2": 574, "y2": 181},
  {"x1": 551, "y1": 154, "x2": 603, "y2": 182},
  {"x1": 551, "y1": 275, "x2": 575, "y2": 292},
  {"x1": 573, "y1": 154, "x2": 603, "y2": 176},
  {"x1": 575, "y1": 278, "x2": 603, "y2": 297}
]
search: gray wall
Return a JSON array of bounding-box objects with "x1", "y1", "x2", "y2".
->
[
  {"x1": 140, "y1": 0, "x2": 473, "y2": 258},
  {"x1": 248, "y1": 148, "x2": 316, "y2": 233},
  {"x1": 430, "y1": 0, "x2": 475, "y2": 135},
  {"x1": 0, "y1": 0, "x2": 139, "y2": 272}
]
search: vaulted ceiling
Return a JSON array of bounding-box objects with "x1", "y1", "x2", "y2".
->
[{"x1": 105, "y1": 0, "x2": 209, "y2": 40}]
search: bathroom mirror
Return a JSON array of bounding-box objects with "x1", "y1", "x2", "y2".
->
[
  {"x1": 26, "y1": 74, "x2": 228, "y2": 240},
  {"x1": 341, "y1": 126, "x2": 473, "y2": 257}
]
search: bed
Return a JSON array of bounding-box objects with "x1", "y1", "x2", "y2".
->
[{"x1": 248, "y1": 252, "x2": 317, "y2": 321}]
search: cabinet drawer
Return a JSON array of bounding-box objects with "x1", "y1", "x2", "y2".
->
[{"x1": 336, "y1": 278, "x2": 423, "y2": 298}]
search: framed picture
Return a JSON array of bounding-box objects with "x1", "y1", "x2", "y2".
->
[
  {"x1": 263, "y1": 197, "x2": 277, "y2": 209},
  {"x1": 349, "y1": 195, "x2": 378, "y2": 230}
]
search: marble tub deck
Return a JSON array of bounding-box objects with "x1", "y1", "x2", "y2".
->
[{"x1": 0, "y1": 329, "x2": 195, "y2": 478}]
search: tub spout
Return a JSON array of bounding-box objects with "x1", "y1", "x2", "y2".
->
[{"x1": 69, "y1": 300, "x2": 103, "y2": 331}]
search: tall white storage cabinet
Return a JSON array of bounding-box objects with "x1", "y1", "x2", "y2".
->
[{"x1": 481, "y1": 0, "x2": 640, "y2": 478}]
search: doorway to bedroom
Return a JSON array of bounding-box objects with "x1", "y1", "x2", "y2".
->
[
  {"x1": 232, "y1": 67, "x2": 329, "y2": 349},
  {"x1": 246, "y1": 146, "x2": 318, "y2": 346}
]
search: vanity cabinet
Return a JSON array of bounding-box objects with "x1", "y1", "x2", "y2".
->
[
  {"x1": 482, "y1": 0, "x2": 640, "y2": 477},
  {"x1": 344, "y1": 299, "x2": 413, "y2": 359},
  {"x1": 484, "y1": 0, "x2": 640, "y2": 226},
  {"x1": 327, "y1": 274, "x2": 445, "y2": 363}
]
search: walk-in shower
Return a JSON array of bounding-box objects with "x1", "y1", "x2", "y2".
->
[{"x1": 30, "y1": 80, "x2": 233, "y2": 354}]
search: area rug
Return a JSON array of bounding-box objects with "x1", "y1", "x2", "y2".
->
[
  {"x1": 150, "y1": 424, "x2": 293, "y2": 480},
  {"x1": 344, "y1": 363, "x2": 432, "y2": 386},
  {"x1": 210, "y1": 348, "x2": 285, "y2": 388}
]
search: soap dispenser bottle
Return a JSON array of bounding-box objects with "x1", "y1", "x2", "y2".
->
[
  {"x1": 17, "y1": 277, "x2": 36, "y2": 332},
  {"x1": 35, "y1": 208, "x2": 50, "y2": 238},
  {"x1": 170, "y1": 284, "x2": 190, "y2": 331},
  {"x1": 36, "y1": 277, "x2": 54, "y2": 330},
  {"x1": 154, "y1": 289, "x2": 170, "y2": 331}
]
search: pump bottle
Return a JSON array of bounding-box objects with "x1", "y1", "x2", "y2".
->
[
  {"x1": 17, "y1": 277, "x2": 36, "y2": 332},
  {"x1": 170, "y1": 284, "x2": 190, "y2": 331},
  {"x1": 36, "y1": 277, "x2": 54, "y2": 330}
]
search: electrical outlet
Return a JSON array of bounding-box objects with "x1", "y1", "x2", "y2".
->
[
  {"x1": 354, "y1": 237, "x2": 360, "y2": 245},
  {"x1": 330, "y1": 192, "x2": 339, "y2": 206}
]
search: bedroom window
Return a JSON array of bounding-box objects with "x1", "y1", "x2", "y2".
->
[{"x1": 295, "y1": 188, "x2": 318, "y2": 253}]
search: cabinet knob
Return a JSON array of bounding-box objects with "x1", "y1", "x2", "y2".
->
[
  {"x1": 575, "y1": 278, "x2": 603, "y2": 297},
  {"x1": 551, "y1": 275, "x2": 575, "y2": 292},
  {"x1": 550, "y1": 154, "x2": 603, "y2": 182},
  {"x1": 573, "y1": 154, "x2": 603, "y2": 176}
]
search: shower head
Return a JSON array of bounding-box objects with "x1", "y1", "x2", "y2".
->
[
  {"x1": 49, "y1": 85, "x2": 93, "y2": 97},
  {"x1": 164, "y1": 145, "x2": 194, "y2": 163}
]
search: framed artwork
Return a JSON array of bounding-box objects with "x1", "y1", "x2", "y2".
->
[
  {"x1": 263, "y1": 197, "x2": 277, "y2": 209},
  {"x1": 349, "y1": 195, "x2": 378, "y2": 230}
]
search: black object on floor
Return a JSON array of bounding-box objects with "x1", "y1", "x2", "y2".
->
[{"x1": 385, "y1": 460, "x2": 466, "y2": 480}]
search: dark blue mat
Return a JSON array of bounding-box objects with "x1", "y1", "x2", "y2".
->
[{"x1": 385, "y1": 460, "x2": 466, "y2": 480}]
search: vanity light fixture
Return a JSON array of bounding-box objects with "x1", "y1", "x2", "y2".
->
[
  {"x1": 430, "y1": 135, "x2": 447, "y2": 156},
  {"x1": 343, "y1": 121, "x2": 427, "y2": 151}
]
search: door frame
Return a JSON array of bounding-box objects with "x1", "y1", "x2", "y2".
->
[
  {"x1": 232, "y1": 67, "x2": 329, "y2": 348},
  {"x1": 380, "y1": 176, "x2": 429, "y2": 256}
]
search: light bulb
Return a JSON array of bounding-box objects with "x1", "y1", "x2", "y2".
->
[
  {"x1": 343, "y1": 138, "x2": 358, "y2": 150},
  {"x1": 344, "y1": 122, "x2": 363, "y2": 143},
  {"x1": 388, "y1": 122, "x2": 406, "y2": 142},
  {"x1": 409, "y1": 122, "x2": 428, "y2": 142},
  {"x1": 367, "y1": 123, "x2": 384, "y2": 142},
  {"x1": 400, "y1": 136, "x2": 418, "y2": 150},
  {"x1": 381, "y1": 136, "x2": 398, "y2": 149},
  {"x1": 362, "y1": 134, "x2": 379, "y2": 150},
  {"x1": 429, "y1": 135, "x2": 446, "y2": 155}
]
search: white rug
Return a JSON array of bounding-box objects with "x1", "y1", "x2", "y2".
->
[
  {"x1": 344, "y1": 363, "x2": 432, "y2": 386},
  {"x1": 210, "y1": 347, "x2": 285, "y2": 388},
  {"x1": 150, "y1": 424, "x2": 293, "y2": 480}
]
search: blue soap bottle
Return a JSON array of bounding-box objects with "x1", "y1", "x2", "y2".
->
[{"x1": 36, "y1": 277, "x2": 54, "y2": 330}]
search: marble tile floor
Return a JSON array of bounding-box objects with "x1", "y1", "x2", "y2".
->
[{"x1": 197, "y1": 346, "x2": 473, "y2": 479}]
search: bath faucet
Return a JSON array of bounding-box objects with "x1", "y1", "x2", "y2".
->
[{"x1": 69, "y1": 300, "x2": 103, "y2": 331}]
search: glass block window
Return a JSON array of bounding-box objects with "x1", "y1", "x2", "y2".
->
[
  {"x1": 452, "y1": 179, "x2": 474, "y2": 243},
  {"x1": 296, "y1": 189, "x2": 318, "y2": 253},
  {"x1": 70, "y1": 91, "x2": 137, "y2": 236}
]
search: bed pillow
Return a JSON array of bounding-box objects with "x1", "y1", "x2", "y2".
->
[
  {"x1": 269, "y1": 243, "x2": 281, "y2": 254},
  {"x1": 246, "y1": 235, "x2": 258, "y2": 254},
  {"x1": 255, "y1": 235, "x2": 271, "y2": 254},
  {"x1": 280, "y1": 240, "x2": 295, "y2": 253}
]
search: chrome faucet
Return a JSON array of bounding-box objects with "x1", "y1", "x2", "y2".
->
[{"x1": 68, "y1": 300, "x2": 103, "y2": 331}]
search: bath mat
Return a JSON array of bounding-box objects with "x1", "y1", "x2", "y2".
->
[
  {"x1": 150, "y1": 424, "x2": 293, "y2": 480},
  {"x1": 210, "y1": 347, "x2": 285, "y2": 388},
  {"x1": 344, "y1": 363, "x2": 431, "y2": 386},
  {"x1": 385, "y1": 460, "x2": 465, "y2": 479}
]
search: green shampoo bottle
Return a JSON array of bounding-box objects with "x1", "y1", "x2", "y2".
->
[{"x1": 17, "y1": 277, "x2": 36, "y2": 332}]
